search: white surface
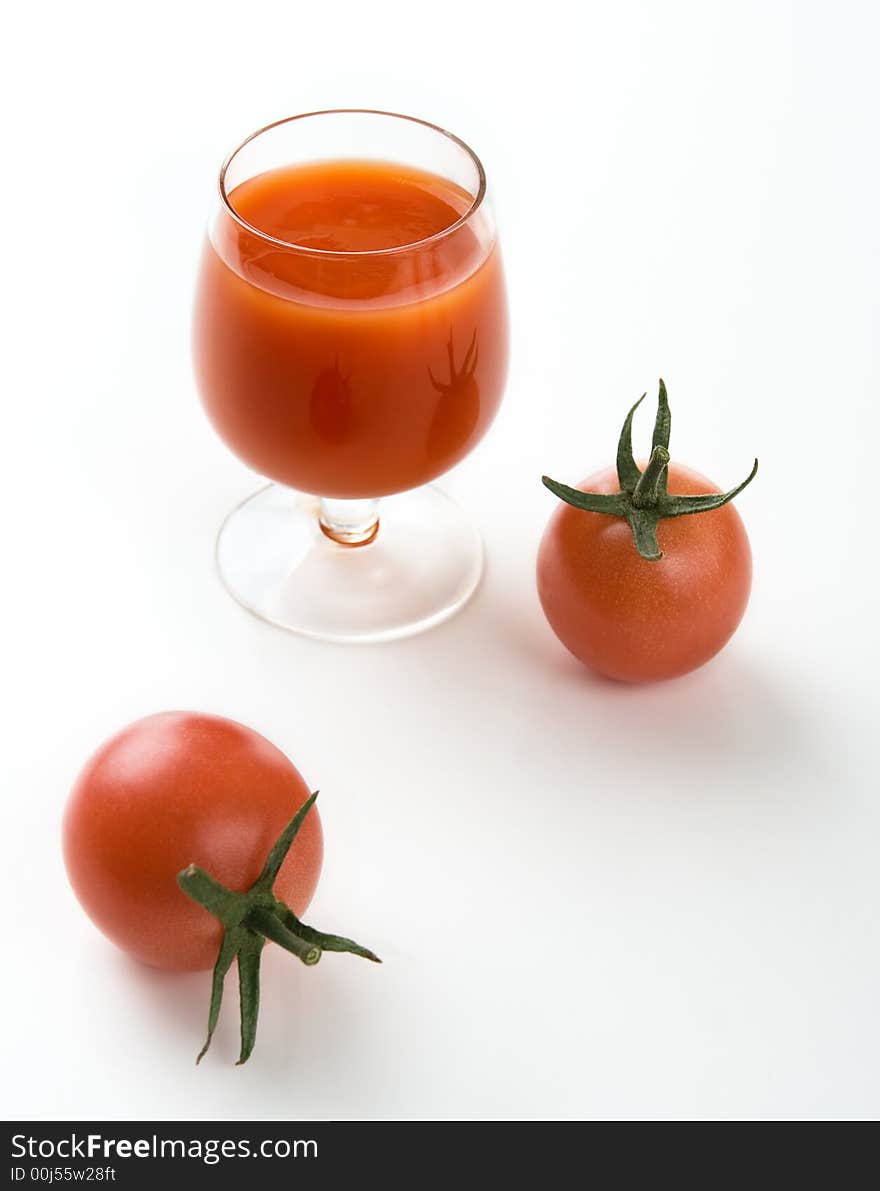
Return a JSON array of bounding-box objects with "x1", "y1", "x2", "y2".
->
[{"x1": 2, "y1": 0, "x2": 878, "y2": 1121}]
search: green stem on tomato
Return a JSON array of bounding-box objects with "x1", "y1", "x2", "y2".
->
[
  {"x1": 631, "y1": 445, "x2": 670, "y2": 508},
  {"x1": 177, "y1": 792, "x2": 380, "y2": 1066},
  {"x1": 542, "y1": 379, "x2": 758, "y2": 561}
]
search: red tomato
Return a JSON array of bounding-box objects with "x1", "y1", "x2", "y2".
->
[
  {"x1": 537, "y1": 462, "x2": 752, "y2": 682},
  {"x1": 63, "y1": 712, "x2": 322, "y2": 971}
]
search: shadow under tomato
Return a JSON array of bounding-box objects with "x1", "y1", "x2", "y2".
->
[
  {"x1": 109, "y1": 950, "x2": 211, "y2": 1054},
  {"x1": 567, "y1": 655, "x2": 805, "y2": 784},
  {"x1": 575, "y1": 651, "x2": 802, "y2": 768},
  {"x1": 403, "y1": 574, "x2": 810, "y2": 789}
]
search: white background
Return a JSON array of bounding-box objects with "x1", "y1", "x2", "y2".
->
[{"x1": 2, "y1": 0, "x2": 878, "y2": 1121}]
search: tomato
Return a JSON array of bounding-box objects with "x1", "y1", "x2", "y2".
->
[
  {"x1": 63, "y1": 711, "x2": 322, "y2": 971},
  {"x1": 538, "y1": 382, "x2": 756, "y2": 683}
]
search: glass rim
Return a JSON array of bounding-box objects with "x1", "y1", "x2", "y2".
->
[{"x1": 218, "y1": 108, "x2": 488, "y2": 259}]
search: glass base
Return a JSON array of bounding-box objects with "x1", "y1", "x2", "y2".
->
[{"x1": 215, "y1": 483, "x2": 484, "y2": 643}]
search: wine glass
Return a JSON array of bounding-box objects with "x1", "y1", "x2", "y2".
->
[{"x1": 193, "y1": 110, "x2": 509, "y2": 642}]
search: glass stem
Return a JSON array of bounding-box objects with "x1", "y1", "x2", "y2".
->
[{"x1": 319, "y1": 497, "x2": 380, "y2": 547}]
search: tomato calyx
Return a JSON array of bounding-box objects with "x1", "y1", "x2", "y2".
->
[
  {"x1": 177, "y1": 792, "x2": 380, "y2": 1065},
  {"x1": 541, "y1": 380, "x2": 758, "y2": 561}
]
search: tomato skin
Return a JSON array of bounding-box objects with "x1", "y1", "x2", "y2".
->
[
  {"x1": 63, "y1": 712, "x2": 323, "y2": 971},
  {"x1": 537, "y1": 463, "x2": 752, "y2": 682}
]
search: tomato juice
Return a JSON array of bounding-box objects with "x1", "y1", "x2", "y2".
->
[{"x1": 194, "y1": 159, "x2": 508, "y2": 498}]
